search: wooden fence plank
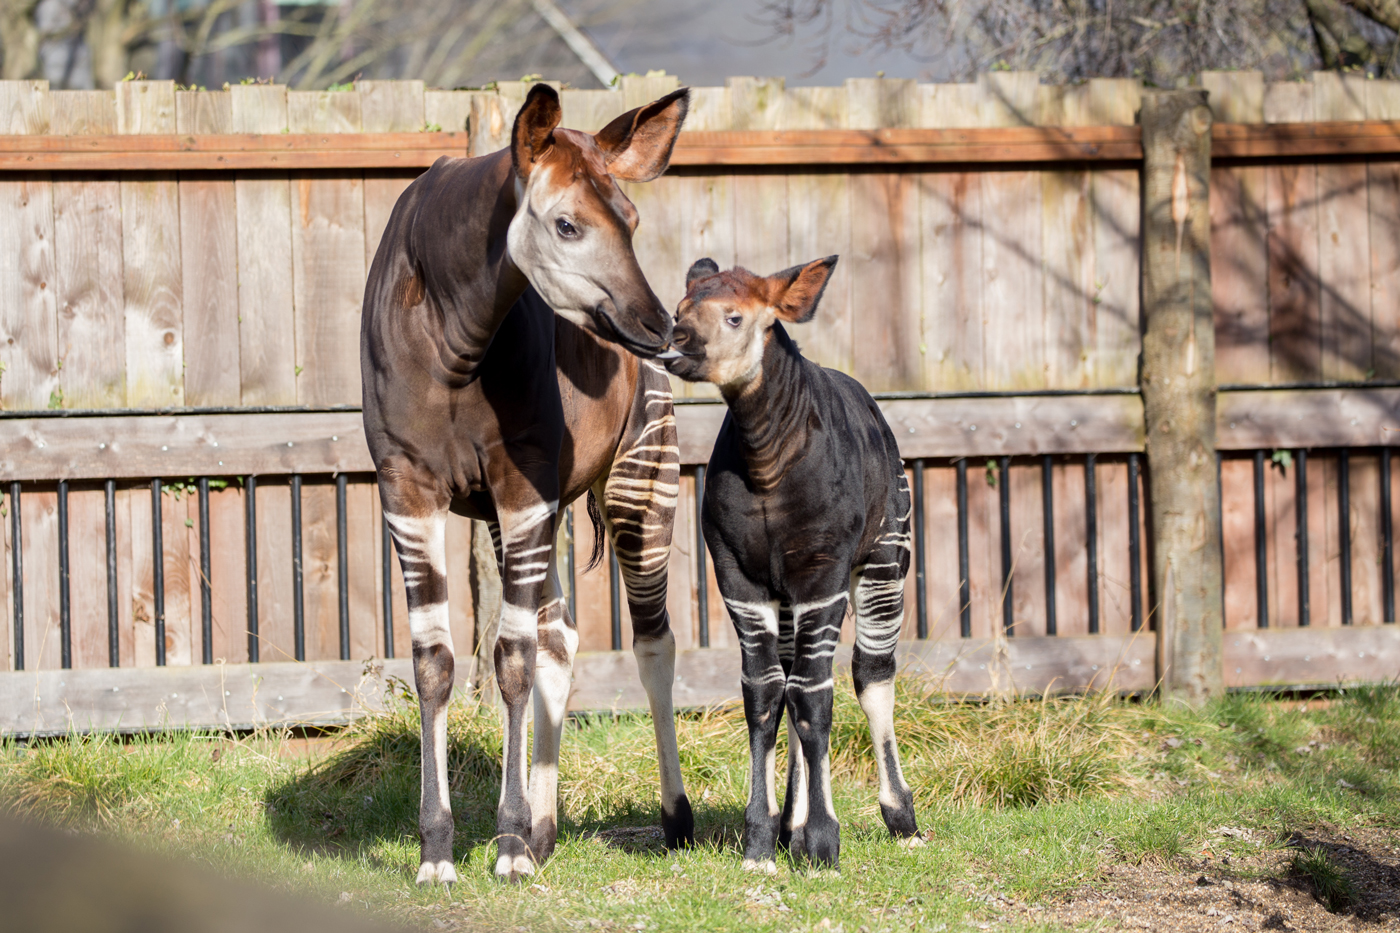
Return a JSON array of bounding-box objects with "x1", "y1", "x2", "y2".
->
[
  {"x1": 1224, "y1": 625, "x2": 1400, "y2": 689},
  {"x1": 128, "y1": 484, "x2": 155, "y2": 667},
  {"x1": 1095, "y1": 458, "x2": 1134, "y2": 635},
  {"x1": 208, "y1": 482, "x2": 247, "y2": 664},
  {"x1": 66, "y1": 487, "x2": 107, "y2": 669},
  {"x1": 301, "y1": 480, "x2": 339, "y2": 661},
  {"x1": 424, "y1": 90, "x2": 474, "y2": 134},
  {"x1": 919, "y1": 172, "x2": 982, "y2": 390},
  {"x1": 49, "y1": 90, "x2": 114, "y2": 135},
  {"x1": 1091, "y1": 168, "x2": 1141, "y2": 387},
  {"x1": 114, "y1": 486, "x2": 134, "y2": 667},
  {"x1": 291, "y1": 173, "x2": 366, "y2": 406},
  {"x1": 20, "y1": 489, "x2": 60, "y2": 669},
  {"x1": 1264, "y1": 457, "x2": 1297, "y2": 628},
  {"x1": 1265, "y1": 158, "x2": 1321, "y2": 383},
  {"x1": 1052, "y1": 459, "x2": 1089, "y2": 636},
  {"x1": 346, "y1": 480, "x2": 379, "y2": 660},
  {"x1": 1221, "y1": 457, "x2": 1258, "y2": 629},
  {"x1": 119, "y1": 173, "x2": 183, "y2": 408},
  {"x1": 1007, "y1": 462, "x2": 1046, "y2": 636},
  {"x1": 53, "y1": 171, "x2": 123, "y2": 409},
  {"x1": 1312, "y1": 455, "x2": 1341, "y2": 628},
  {"x1": 357, "y1": 80, "x2": 424, "y2": 133},
  {"x1": 254, "y1": 478, "x2": 294, "y2": 663},
  {"x1": 1349, "y1": 454, "x2": 1384, "y2": 626},
  {"x1": 668, "y1": 475, "x2": 698, "y2": 651},
  {"x1": 1314, "y1": 78, "x2": 1372, "y2": 383},
  {"x1": 160, "y1": 487, "x2": 194, "y2": 667},
  {"x1": 178, "y1": 164, "x2": 240, "y2": 406},
  {"x1": 286, "y1": 90, "x2": 360, "y2": 134},
  {"x1": 0, "y1": 172, "x2": 59, "y2": 412},
  {"x1": 921, "y1": 462, "x2": 962, "y2": 640},
  {"x1": 1210, "y1": 164, "x2": 1271, "y2": 385},
  {"x1": 445, "y1": 511, "x2": 474, "y2": 666},
  {"x1": 233, "y1": 86, "x2": 295, "y2": 407},
  {"x1": 175, "y1": 90, "x2": 231, "y2": 134},
  {"x1": 1041, "y1": 168, "x2": 1093, "y2": 388}
]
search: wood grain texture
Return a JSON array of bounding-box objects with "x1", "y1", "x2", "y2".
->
[
  {"x1": 174, "y1": 90, "x2": 231, "y2": 134},
  {"x1": 119, "y1": 173, "x2": 184, "y2": 407},
  {"x1": 1265, "y1": 159, "x2": 1321, "y2": 383},
  {"x1": 1220, "y1": 457, "x2": 1258, "y2": 630},
  {"x1": 919, "y1": 172, "x2": 982, "y2": 389},
  {"x1": 1210, "y1": 164, "x2": 1270, "y2": 384},
  {"x1": 115, "y1": 82, "x2": 174, "y2": 134},
  {"x1": 850, "y1": 172, "x2": 923, "y2": 391},
  {"x1": 1314, "y1": 79, "x2": 1372, "y2": 383},
  {"x1": 207, "y1": 483, "x2": 247, "y2": 664},
  {"x1": 286, "y1": 90, "x2": 360, "y2": 134},
  {"x1": 53, "y1": 173, "x2": 124, "y2": 408},
  {"x1": 179, "y1": 170, "x2": 240, "y2": 406},
  {"x1": 49, "y1": 90, "x2": 115, "y2": 135},
  {"x1": 345, "y1": 481, "x2": 379, "y2": 660},
  {"x1": 0, "y1": 174, "x2": 59, "y2": 411},
  {"x1": 357, "y1": 81, "x2": 424, "y2": 133},
  {"x1": 1091, "y1": 168, "x2": 1142, "y2": 387},
  {"x1": 291, "y1": 173, "x2": 366, "y2": 406},
  {"x1": 20, "y1": 489, "x2": 60, "y2": 670},
  {"x1": 1369, "y1": 79, "x2": 1400, "y2": 379}
]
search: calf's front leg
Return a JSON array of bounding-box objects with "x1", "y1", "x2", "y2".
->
[
  {"x1": 724, "y1": 595, "x2": 785, "y2": 873},
  {"x1": 786, "y1": 593, "x2": 849, "y2": 870}
]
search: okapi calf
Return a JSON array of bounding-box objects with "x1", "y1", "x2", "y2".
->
[
  {"x1": 662, "y1": 257, "x2": 921, "y2": 871},
  {"x1": 362, "y1": 84, "x2": 693, "y2": 885}
]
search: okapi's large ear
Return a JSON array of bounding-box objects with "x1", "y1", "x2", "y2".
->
[
  {"x1": 686, "y1": 257, "x2": 720, "y2": 289},
  {"x1": 594, "y1": 88, "x2": 690, "y2": 182},
  {"x1": 512, "y1": 83, "x2": 563, "y2": 179},
  {"x1": 766, "y1": 256, "x2": 838, "y2": 324}
]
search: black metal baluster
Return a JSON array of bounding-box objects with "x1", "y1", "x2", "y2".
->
[
  {"x1": 1085, "y1": 454, "x2": 1100, "y2": 635},
  {"x1": 106, "y1": 479, "x2": 118, "y2": 667},
  {"x1": 58, "y1": 479, "x2": 70, "y2": 670},
  {"x1": 246, "y1": 476, "x2": 259, "y2": 663},
  {"x1": 1340, "y1": 449, "x2": 1353, "y2": 626},
  {"x1": 381, "y1": 512, "x2": 394, "y2": 658},
  {"x1": 291, "y1": 474, "x2": 304, "y2": 662},
  {"x1": 1128, "y1": 453, "x2": 1143, "y2": 633},
  {"x1": 9, "y1": 482, "x2": 20, "y2": 671},
  {"x1": 999, "y1": 456, "x2": 1013, "y2": 636},
  {"x1": 198, "y1": 477, "x2": 212, "y2": 664},
  {"x1": 696, "y1": 465, "x2": 709, "y2": 648},
  {"x1": 1296, "y1": 449, "x2": 1310, "y2": 627},
  {"x1": 1253, "y1": 450, "x2": 1269, "y2": 628},
  {"x1": 913, "y1": 459, "x2": 928, "y2": 640},
  {"x1": 152, "y1": 478, "x2": 165, "y2": 666},
  {"x1": 337, "y1": 473, "x2": 349, "y2": 661},
  {"x1": 609, "y1": 544, "x2": 622, "y2": 651},
  {"x1": 1041, "y1": 455, "x2": 1056, "y2": 637},
  {"x1": 1383, "y1": 447, "x2": 1394, "y2": 624},
  {"x1": 956, "y1": 458, "x2": 970, "y2": 638}
]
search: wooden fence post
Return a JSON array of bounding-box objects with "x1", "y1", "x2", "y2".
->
[{"x1": 1141, "y1": 90, "x2": 1224, "y2": 703}]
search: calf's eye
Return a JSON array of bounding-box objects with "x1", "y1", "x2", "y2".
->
[
  {"x1": 556, "y1": 218, "x2": 578, "y2": 238},
  {"x1": 725, "y1": 314, "x2": 742, "y2": 328}
]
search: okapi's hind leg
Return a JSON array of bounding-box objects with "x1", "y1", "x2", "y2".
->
[
  {"x1": 599, "y1": 367, "x2": 694, "y2": 849},
  {"x1": 850, "y1": 476, "x2": 920, "y2": 843},
  {"x1": 379, "y1": 479, "x2": 457, "y2": 886}
]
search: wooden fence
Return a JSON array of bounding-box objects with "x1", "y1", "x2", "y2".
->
[{"x1": 1, "y1": 71, "x2": 1399, "y2": 734}]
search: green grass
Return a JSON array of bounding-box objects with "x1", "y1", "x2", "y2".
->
[
  {"x1": 1289, "y1": 846, "x2": 1356, "y2": 912},
  {"x1": 2, "y1": 678, "x2": 1398, "y2": 931}
]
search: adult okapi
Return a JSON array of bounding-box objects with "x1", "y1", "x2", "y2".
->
[{"x1": 361, "y1": 84, "x2": 694, "y2": 885}]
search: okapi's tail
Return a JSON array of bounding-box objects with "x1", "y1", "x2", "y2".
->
[{"x1": 584, "y1": 489, "x2": 606, "y2": 572}]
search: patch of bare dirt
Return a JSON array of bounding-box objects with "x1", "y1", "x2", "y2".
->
[{"x1": 1008, "y1": 826, "x2": 1400, "y2": 932}]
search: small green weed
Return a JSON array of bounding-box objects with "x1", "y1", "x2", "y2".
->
[{"x1": 1291, "y1": 846, "x2": 1355, "y2": 912}]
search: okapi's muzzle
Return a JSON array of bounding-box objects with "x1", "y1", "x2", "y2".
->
[{"x1": 596, "y1": 293, "x2": 674, "y2": 358}]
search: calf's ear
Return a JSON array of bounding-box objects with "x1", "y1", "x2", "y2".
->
[
  {"x1": 686, "y1": 257, "x2": 720, "y2": 288},
  {"x1": 767, "y1": 256, "x2": 838, "y2": 324},
  {"x1": 512, "y1": 83, "x2": 563, "y2": 180},
  {"x1": 595, "y1": 88, "x2": 691, "y2": 182}
]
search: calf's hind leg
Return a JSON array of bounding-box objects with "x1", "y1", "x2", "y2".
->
[
  {"x1": 851, "y1": 554, "x2": 919, "y2": 841},
  {"x1": 526, "y1": 539, "x2": 579, "y2": 865}
]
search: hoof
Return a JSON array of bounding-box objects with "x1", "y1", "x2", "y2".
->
[
  {"x1": 740, "y1": 858, "x2": 777, "y2": 875},
  {"x1": 662, "y1": 795, "x2": 695, "y2": 850},
  {"x1": 415, "y1": 860, "x2": 458, "y2": 886},
  {"x1": 494, "y1": 853, "x2": 535, "y2": 883}
]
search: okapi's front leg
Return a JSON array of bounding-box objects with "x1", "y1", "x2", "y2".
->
[
  {"x1": 786, "y1": 592, "x2": 850, "y2": 871},
  {"x1": 600, "y1": 381, "x2": 694, "y2": 848},
  {"x1": 526, "y1": 542, "x2": 578, "y2": 865},
  {"x1": 379, "y1": 475, "x2": 456, "y2": 886},
  {"x1": 721, "y1": 592, "x2": 785, "y2": 873},
  {"x1": 493, "y1": 493, "x2": 559, "y2": 882}
]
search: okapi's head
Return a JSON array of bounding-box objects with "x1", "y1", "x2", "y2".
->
[
  {"x1": 664, "y1": 256, "x2": 838, "y2": 390},
  {"x1": 506, "y1": 83, "x2": 689, "y2": 357}
]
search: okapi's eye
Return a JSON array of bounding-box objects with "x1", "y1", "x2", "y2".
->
[
  {"x1": 724, "y1": 313, "x2": 742, "y2": 328},
  {"x1": 555, "y1": 217, "x2": 579, "y2": 238}
]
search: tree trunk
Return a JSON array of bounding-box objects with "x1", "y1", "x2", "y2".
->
[
  {"x1": 0, "y1": 0, "x2": 41, "y2": 80},
  {"x1": 1141, "y1": 90, "x2": 1224, "y2": 705}
]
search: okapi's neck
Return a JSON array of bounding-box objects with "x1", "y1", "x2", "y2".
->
[
  {"x1": 721, "y1": 324, "x2": 816, "y2": 493},
  {"x1": 415, "y1": 149, "x2": 530, "y2": 385}
]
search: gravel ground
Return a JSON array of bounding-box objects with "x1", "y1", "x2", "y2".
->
[{"x1": 1003, "y1": 826, "x2": 1400, "y2": 932}]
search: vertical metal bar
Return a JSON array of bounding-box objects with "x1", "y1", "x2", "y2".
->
[
  {"x1": 1253, "y1": 450, "x2": 1269, "y2": 629},
  {"x1": 152, "y1": 478, "x2": 165, "y2": 666},
  {"x1": 999, "y1": 456, "x2": 1013, "y2": 635},
  {"x1": 956, "y1": 458, "x2": 970, "y2": 638},
  {"x1": 1128, "y1": 453, "x2": 1143, "y2": 633},
  {"x1": 245, "y1": 476, "x2": 259, "y2": 663},
  {"x1": 609, "y1": 544, "x2": 622, "y2": 651},
  {"x1": 565, "y1": 503, "x2": 576, "y2": 622},
  {"x1": 381, "y1": 512, "x2": 394, "y2": 658},
  {"x1": 337, "y1": 473, "x2": 349, "y2": 661},
  {"x1": 1382, "y1": 447, "x2": 1394, "y2": 624},
  {"x1": 1041, "y1": 455, "x2": 1056, "y2": 637},
  {"x1": 1296, "y1": 449, "x2": 1310, "y2": 627},
  {"x1": 106, "y1": 479, "x2": 118, "y2": 667},
  {"x1": 291, "y1": 474, "x2": 304, "y2": 661},
  {"x1": 58, "y1": 479, "x2": 71, "y2": 670},
  {"x1": 198, "y1": 477, "x2": 212, "y2": 664},
  {"x1": 695, "y1": 465, "x2": 709, "y2": 648},
  {"x1": 1340, "y1": 449, "x2": 1353, "y2": 626},
  {"x1": 912, "y1": 459, "x2": 928, "y2": 640},
  {"x1": 9, "y1": 482, "x2": 20, "y2": 671},
  {"x1": 1085, "y1": 454, "x2": 1100, "y2": 635}
]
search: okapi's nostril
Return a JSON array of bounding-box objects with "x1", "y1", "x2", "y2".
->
[{"x1": 673, "y1": 330, "x2": 689, "y2": 346}]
